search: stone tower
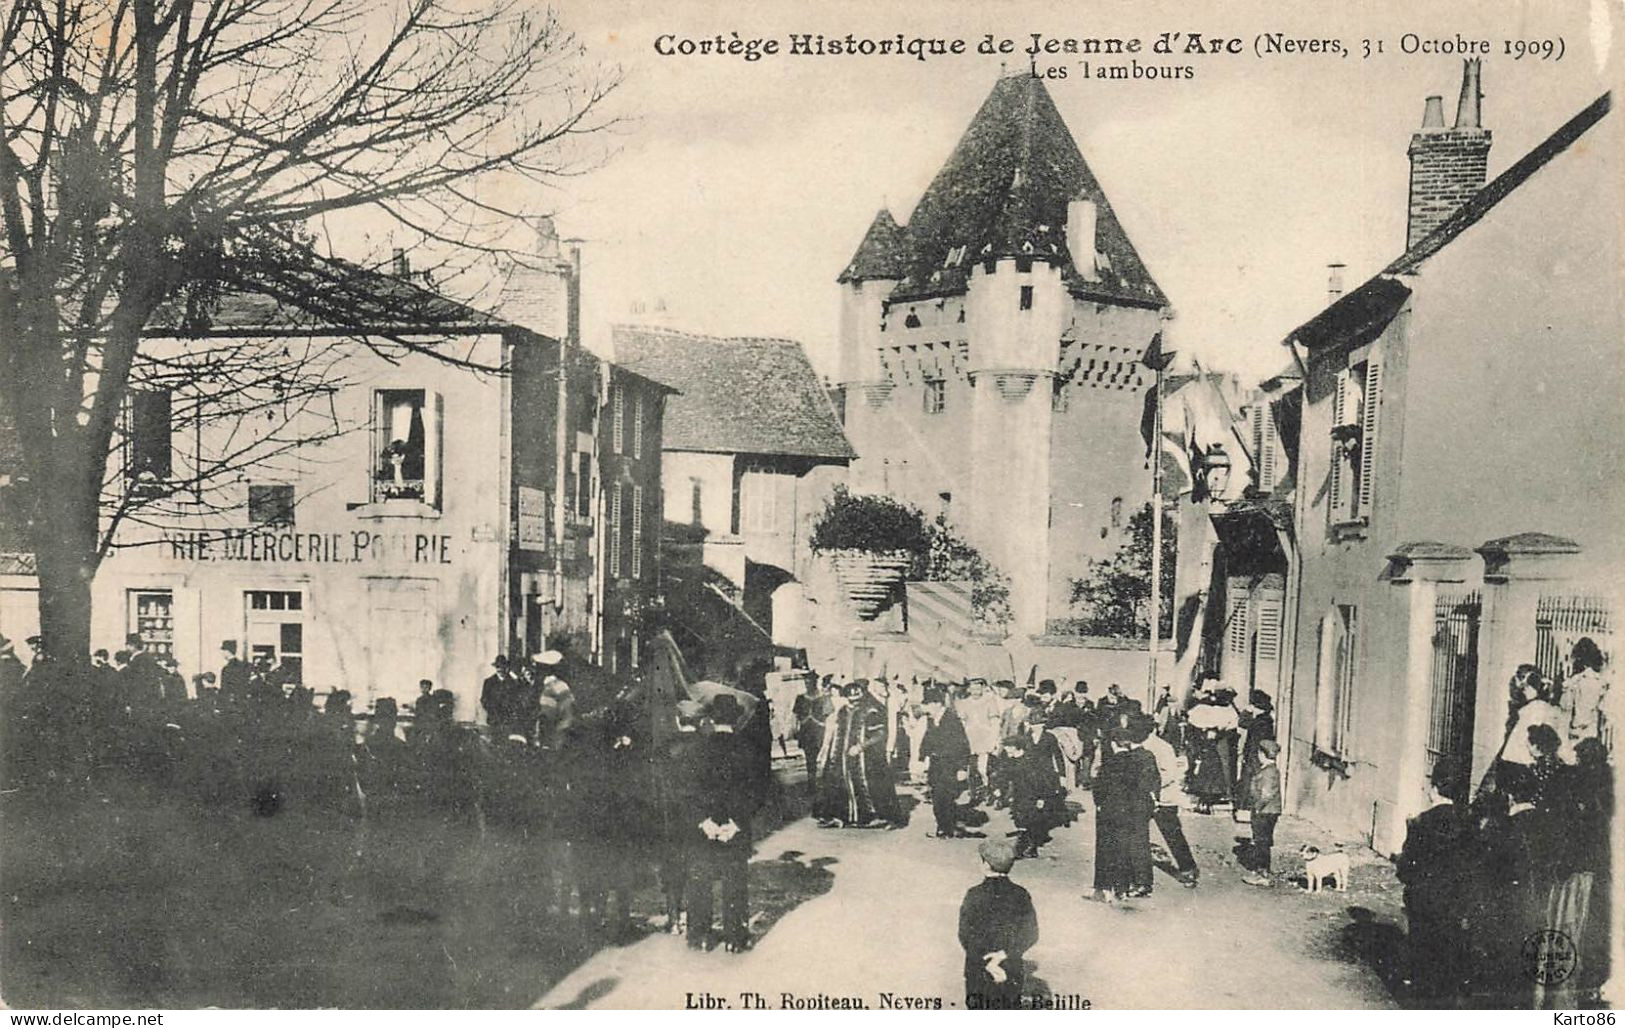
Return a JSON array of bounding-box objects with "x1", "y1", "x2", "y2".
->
[{"x1": 836, "y1": 74, "x2": 1168, "y2": 636}]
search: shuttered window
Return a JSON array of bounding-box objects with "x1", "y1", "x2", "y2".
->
[{"x1": 1328, "y1": 365, "x2": 1365, "y2": 526}]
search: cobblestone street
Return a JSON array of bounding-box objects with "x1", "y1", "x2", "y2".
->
[{"x1": 538, "y1": 774, "x2": 1406, "y2": 1010}]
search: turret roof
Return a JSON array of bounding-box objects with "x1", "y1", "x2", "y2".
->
[
  {"x1": 837, "y1": 209, "x2": 911, "y2": 284},
  {"x1": 882, "y1": 74, "x2": 1166, "y2": 308}
]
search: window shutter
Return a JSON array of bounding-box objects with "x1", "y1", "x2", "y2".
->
[
  {"x1": 1329, "y1": 372, "x2": 1349, "y2": 519},
  {"x1": 1338, "y1": 605, "x2": 1359, "y2": 753},
  {"x1": 430, "y1": 390, "x2": 444, "y2": 510},
  {"x1": 1259, "y1": 402, "x2": 1277, "y2": 492},
  {"x1": 631, "y1": 485, "x2": 644, "y2": 579},
  {"x1": 1314, "y1": 609, "x2": 1341, "y2": 752},
  {"x1": 1357, "y1": 358, "x2": 1382, "y2": 519},
  {"x1": 1225, "y1": 589, "x2": 1248, "y2": 687},
  {"x1": 612, "y1": 385, "x2": 624, "y2": 455},
  {"x1": 609, "y1": 483, "x2": 623, "y2": 577},
  {"x1": 633, "y1": 394, "x2": 644, "y2": 459}
]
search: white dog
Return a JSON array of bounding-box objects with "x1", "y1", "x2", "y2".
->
[{"x1": 1299, "y1": 845, "x2": 1350, "y2": 893}]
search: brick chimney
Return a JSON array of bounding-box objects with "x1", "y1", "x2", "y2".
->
[{"x1": 1406, "y1": 59, "x2": 1490, "y2": 250}]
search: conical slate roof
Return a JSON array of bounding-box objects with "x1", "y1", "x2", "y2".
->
[
  {"x1": 886, "y1": 74, "x2": 1166, "y2": 308},
  {"x1": 837, "y1": 208, "x2": 910, "y2": 284}
]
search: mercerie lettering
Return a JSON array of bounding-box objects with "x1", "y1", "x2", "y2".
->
[{"x1": 152, "y1": 529, "x2": 454, "y2": 564}]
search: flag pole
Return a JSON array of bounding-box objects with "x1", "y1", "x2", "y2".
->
[{"x1": 1147, "y1": 357, "x2": 1164, "y2": 707}]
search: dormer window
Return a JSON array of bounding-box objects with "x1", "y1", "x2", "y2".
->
[{"x1": 944, "y1": 245, "x2": 967, "y2": 268}]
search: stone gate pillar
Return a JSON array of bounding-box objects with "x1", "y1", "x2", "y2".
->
[
  {"x1": 1382, "y1": 541, "x2": 1473, "y2": 855},
  {"x1": 1470, "y1": 532, "x2": 1582, "y2": 787}
]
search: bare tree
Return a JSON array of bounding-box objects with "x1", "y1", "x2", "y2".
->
[{"x1": 0, "y1": 0, "x2": 619, "y2": 661}]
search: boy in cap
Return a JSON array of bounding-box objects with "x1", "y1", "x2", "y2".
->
[
  {"x1": 1241, "y1": 739, "x2": 1282, "y2": 886},
  {"x1": 958, "y1": 838, "x2": 1038, "y2": 1009}
]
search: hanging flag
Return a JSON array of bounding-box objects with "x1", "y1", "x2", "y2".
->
[{"x1": 1139, "y1": 330, "x2": 1175, "y2": 371}]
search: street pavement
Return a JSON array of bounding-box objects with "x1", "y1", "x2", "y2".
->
[{"x1": 535, "y1": 777, "x2": 1405, "y2": 1010}]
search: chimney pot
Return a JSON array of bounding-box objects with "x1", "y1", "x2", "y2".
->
[
  {"x1": 1327, "y1": 262, "x2": 1347, "y2": 303},
  {"x1": 1421, "y1": 96, "x2": 1445, "y2": 130},
  {"x1": 1454, "y1": 58, "x2": 1483, "y2": 129},
  {"x1": 1066, "y1": 197, "x2": 1099, "y2": 282}
]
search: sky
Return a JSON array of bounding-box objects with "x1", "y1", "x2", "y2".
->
[{"x1": 340, "y1": 0, "x2": 1617, "y2": 382}]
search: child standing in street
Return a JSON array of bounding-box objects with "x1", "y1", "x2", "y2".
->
[
  {"x1": 958, "y1": 839, "x2": 1039, "y2": 1009},
  {"x1": 1242, "y1": 739, "x2": 1282, "y2": 886}
]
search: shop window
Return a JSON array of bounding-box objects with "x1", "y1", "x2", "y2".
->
[
  {"x1": 128, "y1": 590, "x2": 174, "y2": 654},
  {"x1": 246, "y1": 590, "x2": 304, "y2": 684},
  {"x1": 248, "y1": 484, "x2": 295, "y2": 527},
  {"x1": 373, "y1": 389, "x2": 441, "y2": 507}
]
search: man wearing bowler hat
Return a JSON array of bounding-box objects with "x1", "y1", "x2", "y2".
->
[{"x1": 481, "y1": 654, "x2": 515, "y2": 736}]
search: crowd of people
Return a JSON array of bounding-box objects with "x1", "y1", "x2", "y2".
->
[
  {"x1": 0, "y1": 631, "x2": 780, "y2": 953},
  {"x1": 1396, "y1": 639, "x2": 1615, "y2": 1003},
  {"x1": 786, "y1": 672, "x2": 1247, "y2": 896},
  {"x1": 4, "y1": 624, "x2": 1616, "y2": 999}
]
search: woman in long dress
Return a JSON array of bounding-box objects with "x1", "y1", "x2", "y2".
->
[{"x1": 1185, "y1": 692, "x2": 1237, "y2": 814}]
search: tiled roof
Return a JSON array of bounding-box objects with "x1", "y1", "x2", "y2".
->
[
  {"x1": 149, "y1": 250, "x2": 504, "y2": 337},
  {"x1": 613, "y1": 326, "x2": 856, "y2": 462},
  {"x1": 1290, "y1": 91, "x2": 1612, "y2": 350},
  {"x1": 837, "y1": 209, "x2": 910, "y2": 284},
  {"x1": 884, "y1": 75, "x2": 1166, "y2": 308}
]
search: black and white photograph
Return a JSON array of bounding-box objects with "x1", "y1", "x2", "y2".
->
[{"x1": 0, "y1": 0, "x2": 1620, "y2": 1012}]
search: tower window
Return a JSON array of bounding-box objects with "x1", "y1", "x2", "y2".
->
[
  {"x1": 1019, "y1": 285, "x2": 1034, "y2": 311},
  {"x1": 923, "y1": 379, "x2": 946, "y2": 415}
]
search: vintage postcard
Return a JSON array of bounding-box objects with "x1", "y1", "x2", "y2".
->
[{"x1": 0, "y1": 0, "x2": 1619, "y2": 1013}]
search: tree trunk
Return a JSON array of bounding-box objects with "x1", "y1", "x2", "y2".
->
[{"x1": 34, "y1": 547, "x2": 96, "y2": 666}]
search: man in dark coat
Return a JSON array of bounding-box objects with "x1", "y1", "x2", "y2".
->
[
  {"x1": 480, "y1": 655, "x2": 514, "y2": 736},
  {"x1": 1091, "y1": 725, "x2": 1158, "y2": 899},
  {"x1": 120, "y1": 636, "x2": 164, "y2": 715},
  {"x1": 686, "y1": 694, "x2": 765, "y2": 952},
  {"x1": 1396, "y1": 757, "x2": 1475, "y2": 999},
  {"x1": 218, "y1": 641, "x2": 251, "y2": 703},
  {"x1": 0, "y1": 636, "x2": 23, "y2": 694},
  {"x1": 792, "y1": 676, "x2": 832, "y2": 787},
  {"x1": 959, "y1": 839, "x2": 1038, "y2": 1009},
  {"x1": 1008, "y1": 712, "x2": 1067, "y2": 858},
  {"x1": 920, "y1": 688, "x2": 974, "y2": 838}
]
